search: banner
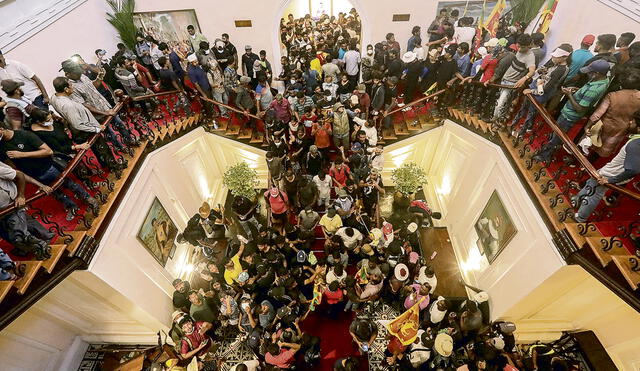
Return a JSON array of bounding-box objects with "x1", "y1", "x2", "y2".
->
[
  {"x1": 386, "y1": 297, "x2": 425, "y2": 345},
  {"x1": 536, "y1": 0, "x2": 559, "y2": 34},
  {"x1": 473, "y1": 0, "x2": 488, "y2": 51}
]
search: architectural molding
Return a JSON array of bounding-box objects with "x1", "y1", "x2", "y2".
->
[{"x1": 0, "y1": 0, "x2": 88, "y2": 52}]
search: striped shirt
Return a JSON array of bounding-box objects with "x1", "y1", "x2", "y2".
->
[{"x1": 561, "y1": 78, "x2": 609, "y2": 122}]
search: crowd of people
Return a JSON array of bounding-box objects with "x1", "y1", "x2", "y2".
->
[{"x1": 0, "y1": 4, "x2": 638, "y2": 370}]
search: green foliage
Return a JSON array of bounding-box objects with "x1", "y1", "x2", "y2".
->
[
  {"x1": 223, "y1": 162, "x2": 259, "y2": 200},
  {"x1": 391, "y1": 162, "x2": 428, "y2": 195},
  {"x1": 510, "y1": 0, "x2": 546, "y2": 27},
  {"x1": 106, "y1": 0, "x2": 138, "y2": 50}
]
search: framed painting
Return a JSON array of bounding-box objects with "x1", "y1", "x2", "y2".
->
[
  {"x1": 474, "y1": 190, "x2": 517, "y2": 263},
  {"x1": 133, "y1": 9, "x2": 201, "y2": 54},
  {"x1": 137, "y1": 197, "x2": 178, "y2": 266}
]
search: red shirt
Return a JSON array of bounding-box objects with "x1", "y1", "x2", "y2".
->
[
  {"x1": 324, "y1": 288, "x2": 344, "y2": 304},
  {"x1": 180, "y1": 322, "x2": 212, "y2": 357},
  {"x1": 479, "y1": 56, "x2": 498, "y2": 83},
  {"x1": 134, "y1": 62, "x2": 152, "y2": 88},
  {"x1": 330, "y1": 165, "x2": 351, "y2": 186},
  {"x1": 264, "y1": 190, "x2": 289, "y2": 214},
  {"x1": 266, "y1": 348, "x2": 297, "y2": 368}
]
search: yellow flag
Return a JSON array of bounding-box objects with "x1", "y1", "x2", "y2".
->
[
  {"x1": 483, "y1": 0, "x2": 507, "y2": 36},
  {"x1": 386, "y1": 297, "x2": 425, "y2": 345}
]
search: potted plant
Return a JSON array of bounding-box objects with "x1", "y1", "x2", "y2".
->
[
  {"x1": 106, "y1": 0, "x2": 138, "y2": 50},
  {"x1": 223, "y1": 162, "x2": 259, "y2": 201},
  {"x1": 391, "y1": 162, "x2": 428, "y2": 204}
]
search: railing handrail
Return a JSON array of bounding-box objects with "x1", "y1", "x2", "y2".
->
[
  {"x1": 526, "y1": 94, "x2": 640, "y2": 202},
  {"x1": 131, "y1": 90, "x2": 180, "y2": 101},
  {"x1": 0, "y1": 90, "x2": 180, "y2": 218},
  {"x1": 200, "y1": 96, "x2": 261, "y2": 120},
  {"x1": 382, "y1": 89, "x2": 447, "y2": 118}
]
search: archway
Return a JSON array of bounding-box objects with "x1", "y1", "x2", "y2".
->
[{"x1": 270, "y1": 0, "x2": 371, "y2": 77}]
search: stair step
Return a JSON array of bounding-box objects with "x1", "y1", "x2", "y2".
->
[
  {"x1": 405, "y1": 118, "x2": 422, "y2": 131},
  {"x1": 42, "y1": 244, "x2": 67, "y2": 273},
  {"x1": 250, "y1": 130, "x2": 265, "y2": 144},
  {"x1": 585, "y1": 236, "x2": 631, "y2": 267},
  {"x1": 382, "y1": 127, "x2": 397, "y2": 140},
  {"x1": 65, "y1": 231, "x2": 86, "y2": 256},
  {"x1": 226, "y1": 124, "x2": 241, "y2": 136},
  {"x1": 0, "y1": 281, "x2": 13, "y2": 303},
  {"x1": 237, "y1": 127, "x2": 253, "y2": 140},
  {"x1": 214, "y1": 118, "x2": 229, "y2": 132},
  {"x1": 565, "y1": 223, "x2": 600, "y2": 249},
  {"x1": 15, "y1": 261, "x2": 43, "y2": 294},
  {"x1": 611, "y1": 256, "x2": 640, "y2": 290},
  {"x1": 394, "y1": 122, "x2": 410, "y2": 136}
]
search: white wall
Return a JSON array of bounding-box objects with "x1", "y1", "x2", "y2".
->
[
  {"x1": 544, "y1": 0, "x2": 638, "y2": 53},
  {"x1": 382, "y1": 122, "x2": 566, "y2": 318},
  {"x1": 90, "y1": 129, "x2": 267, "y2": 327}
]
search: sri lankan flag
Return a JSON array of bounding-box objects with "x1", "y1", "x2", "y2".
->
[
  {"x1": 484, "y1": 0, "x2": 507, "y2": 36},
  {"x1": 386, "y1": 297, "x2": 425, "y2": 345},
  {"x1": 537, "y1": 0, "x2": 559, "y2": 34}
]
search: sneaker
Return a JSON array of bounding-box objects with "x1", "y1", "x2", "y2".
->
[
  {"x1": 573, "y1": 213, "x2": 587, "y2": 223},
  {"x1": 65, "y1": 208, "x2": 78, "y2": 221},
  {"x1": 34, "y1": 245, "x2": 51, "y2": 261}
]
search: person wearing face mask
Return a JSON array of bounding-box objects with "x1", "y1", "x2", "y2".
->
[
  {"x1": 361, "y1": 45, "x2": 375, "y2": 91},
  {"x1": 196, "y1": 41, "x2": 216, "y2": 72},
  {"x1": 212, "y1": 39, "x2": 232, "y2": 71}
]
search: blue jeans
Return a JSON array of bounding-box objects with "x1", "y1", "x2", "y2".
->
[
  {"x1": 37, "y1": 165, "x2": 90, "y2": 210},
  {"x1": 0, "y1": 209, "x2": 52, "y2": 251},
  {"x1": 536, "y1": 115, "x2": 576, "y2": 162},
  {"x1": 575, "y1": 178, "x2": 607, "y2": 222},
  {"x1": 32, "y1": 95, "x2": 49, "y2": 110},
  {"x1": 0, "y1": 250, "x2": 15, "y2": 280},
  {"x1": 492, "y1": 79, "x2": 517, "y2": 121},
  {"x1": 110, "y1": 115, "x2": 135, "y2": 145}
]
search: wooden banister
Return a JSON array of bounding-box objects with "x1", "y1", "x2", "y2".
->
[
  {"x1": 0, "y1": 89, "x2": 182, "y2": 218},
  {"x1": 382, "y1": 89, "x2": 446, "y2": 118},
  {"x1": 200, "y1": 96, "x2": 261, "y2": 120},
  {"x1": 526, "y1": 95, "x2": 640, "y2": 202}
]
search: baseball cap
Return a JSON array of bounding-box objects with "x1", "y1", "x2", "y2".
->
[
  {"x1": 484, "y1": 38, "x2": 499, "y2": 48},
  {"x1": 1, "y1": 79, "x2": 24, "y2": 94},
  {"x1": 582, "y1": 34, "x2": 595, "y2": 46},
  {"x1": 580, "y1": 59, "x2": 610, "y2": 74},
  {"x1": 245, "y1": 45, "x2": 252, "y2": 50}
]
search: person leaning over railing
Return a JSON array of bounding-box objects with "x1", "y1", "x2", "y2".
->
[
  {"x1": 512, "y1": 44, "x2": 572, "y2": 140},
  {"x1": 0, "y1": 161, "x2": 53, "y2": 261},
  {"x1": 486, "y1": 34, "x2": 536, "y2": 126},
  {"x1": 573, "y1": 126, "x2": 640, "y2": 222},
  {"x1": 533, "y1": 60, "x2": 610, "y2": 163},
  {"x1": 50, "y1": 77, "x2": 121, "y2": 173}
]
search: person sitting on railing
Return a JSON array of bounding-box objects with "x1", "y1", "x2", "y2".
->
[
  {"x1": 0, "y1": 161, "x2": 53, "y2": 260},
  {"x1": 574, "y1": 126, "x2": 640, "y2": 222},
  {"x1": 534, "y1": 59, "x2": 610, "y2": 164},
  {"x1": 1, "y1": 79, "x2": 38, "y2": 130},
  {"x1": 486, "y1": 33, "x2": 536, "y2": 126},
  {"x1": 50, "y1": 77, "x2": 122, "y2": 173},
  {"x1": 0, "y1": 126, "x2": 98, "y2": 221},
  {"x1": 512, "y1": 44, "x2": 572, "y2": 140},
  {"x1": 581, "y1": 70, "x2": 640, "y2": 160}
]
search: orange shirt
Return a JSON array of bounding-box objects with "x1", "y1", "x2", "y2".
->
[{"x1": 313, "y1": 122, "x2": 332, "y2": 148}]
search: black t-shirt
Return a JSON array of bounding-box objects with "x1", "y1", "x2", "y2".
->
[
  {"x1": 172, "y1": 290, "x2": 191, "y2": 309},
  {"x1": 32, "y1": 121, "x2": 73, "y2": 154},
  {"x1": 242, "y1": 52, "x2": 260, "y2": 78},
  {"x1": 384, "y1": 85, "x2": 397, "y2": 106},
  {"x1": 158, "y1": 68, "x2": 179, "y2": 91},
  {"x1": 1, "y1": 130, "x2": 52, "y2": 177},
  {"x1": 213, "y1": 48, "x2": 232, "y2": 70},
  {"x1": 436, "y1": 59, "x2": 459, "y2": 89},
  {"x1": 386, "y1": 59, "x2": 403, "y2": 78}
]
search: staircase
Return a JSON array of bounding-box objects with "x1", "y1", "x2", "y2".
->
[{"x1": 445, "y1": 81, "x2": 640, "y2": 309}]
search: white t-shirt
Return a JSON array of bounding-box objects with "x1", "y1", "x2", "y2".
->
[
  {"x1": 336, "y1": 227, "x2": 363, "y2": 249},
  {"x1": 361, "y1": 124, "x2": 378, "y2": 146},
  {"x1": 0, "y1": 162, "x2": 18, "y2": 208},
  {"x1": 0, "y1": 59, "x2": 40, "y2": 102},
  {"x1": 429, "y1": 296, "x2": 447, "y2": 324},
  {"x1": 453, "y1": 26, "x2": 476, "y2": 47},
  {"x1": 414, "y1": 46, "x2": 426, "y2": 61},
  {"x1": 313, "y1": 175, "x2": 333, "y2": 197}
]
